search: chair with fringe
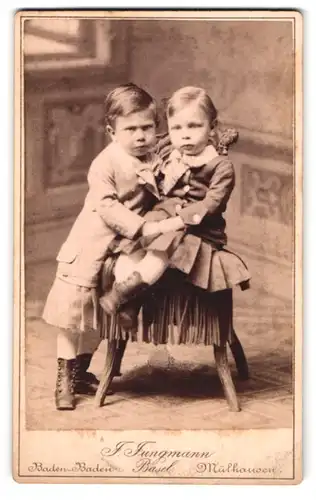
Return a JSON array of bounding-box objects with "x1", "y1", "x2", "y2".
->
[
  {"x1": 94, "y1": 132, "x2": 249, "y2": 412},
  {"x1": 94, "y1": 259, "x2": 249, "y2": 412}
]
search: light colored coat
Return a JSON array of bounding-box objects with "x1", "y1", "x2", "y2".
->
[{"x1": 56, "y1": 142, "x2": 161, "y2": 287}]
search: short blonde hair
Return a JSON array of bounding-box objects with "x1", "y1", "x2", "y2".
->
[{"x1": 167, "y1": 86, "x2": 218, "y2": 127}]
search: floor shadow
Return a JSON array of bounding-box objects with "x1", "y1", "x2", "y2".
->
[
  {"x1": 112, "y1": 364, "x2": 223, "y2": 399},
  {"x1": 110, "y1": 348, "x2": 293, "y2": 401},
  {"x1": 245, "y1": 349, "x2": 292, "y2": 374}
]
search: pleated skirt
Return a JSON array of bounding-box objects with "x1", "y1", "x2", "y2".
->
[
  {"x1": 42, "y1": 277, "x2": 99, "y2": 332},
  {"x1": 111, "y1": 230, "x2": 250, "y2": 294}
]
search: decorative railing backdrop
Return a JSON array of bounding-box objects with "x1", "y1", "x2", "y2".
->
[
  {"x1": 23, "y1": 17, "x2": 294, "y2": 302},
  {"x1": 44, "y1": 98, "x2": 107, "y2": 189}
]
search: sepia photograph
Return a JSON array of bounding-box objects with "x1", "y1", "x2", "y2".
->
[{"x1": 13, "y1": 10, "x2": 302, "y2": 484}]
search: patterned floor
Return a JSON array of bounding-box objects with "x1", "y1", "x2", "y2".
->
[{"x1": 24, "y1": 261, "x2": 294, "y2": 431}]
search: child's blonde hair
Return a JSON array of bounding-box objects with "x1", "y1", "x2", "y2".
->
[
  {"x1": 167, "y1": 86, "x2": 218, "y2": 127},
  {"x1": 166, "y1": 86, "x2": 238, "y2": 154}
]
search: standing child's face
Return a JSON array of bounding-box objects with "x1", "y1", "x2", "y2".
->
[
  {"x1": 108, "y1": 108, "x2": 157, "y2": 157},
  {"x1": 168, "y1": 103, "x2": 211, "y2": 156}
]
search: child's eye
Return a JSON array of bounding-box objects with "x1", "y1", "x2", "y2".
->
[
  {"x1": 142, "y1": 125, "x2": 154, "y2": 131},
  {"x1": 125, "y1": 127, "x2": 136, "y2": 132},
  {"x1": 188, "y1": 123, "x2": 202, "y2": 128},
  {"x1": 170, "y1": 125, "x2": 181, "y2": 130}
]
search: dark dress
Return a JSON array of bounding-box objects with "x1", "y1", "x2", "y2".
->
[{"x1": 117, "y1": 144, "x2": 250, "y2": 294}]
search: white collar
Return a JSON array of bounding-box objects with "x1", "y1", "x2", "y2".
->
[{"x1": 170, "y1": 144, "x2": 219, "y2": 168}]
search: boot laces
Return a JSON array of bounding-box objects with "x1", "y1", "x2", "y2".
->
[{"x1": 56, "y1": 360, "x2": 76, "y2": 394}]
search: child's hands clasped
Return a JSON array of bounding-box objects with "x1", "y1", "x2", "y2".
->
[
  {"x1": 157, "y1": 217, "x2": 185, "y2": 233},
  {"x1": 141, "y1": 221, "x2": 161, "y2": 238},
  {"x1": 141, "y1": 217, "x2": 186, "y2": 241}
]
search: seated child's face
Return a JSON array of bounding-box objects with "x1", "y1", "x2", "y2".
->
[
  {"x1": 110, "y1": 108, "x2": 157, "y2": 158},
  {"x1": 168, "y1": 103, "x2": 211, "y2": 156}
]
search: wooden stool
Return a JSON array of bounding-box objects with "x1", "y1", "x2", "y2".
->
[{"x1": 95, "y1": 266, "x2": 249, "y2": 412}]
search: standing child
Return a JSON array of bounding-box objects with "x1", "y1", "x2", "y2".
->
[
  {"x1": 42, "y1": 83, "x2": 180, "y2": 410},
  {"x1": 100, "y1": 86, "x2": 250, "y2": 322}
]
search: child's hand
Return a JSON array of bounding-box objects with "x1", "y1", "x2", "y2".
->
[
  {"x1": 141, "y1": 221, "x2": 161, "y2": 238},
  {"x1": 158, "y1": 217, "x2": 185, "y2": 233},
  {"x1": 170, "y1": 186, "x2": 189, "y2": 198}
]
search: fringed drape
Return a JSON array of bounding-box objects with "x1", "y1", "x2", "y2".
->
[{"x1": 99, "y1": 266, "x2": 233, "y2": 347}]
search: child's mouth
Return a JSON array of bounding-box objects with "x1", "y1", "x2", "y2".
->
[{"x1": 181, "y1": 144, "x2": 195, "y2": 152}]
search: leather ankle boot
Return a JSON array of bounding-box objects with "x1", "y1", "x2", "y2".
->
[
  {"x1": 99, "y1": 272, "x2": 148, "y2": 316},
  {"x1": 55, "y1": 358, "x2": 77, "y2": 410}
]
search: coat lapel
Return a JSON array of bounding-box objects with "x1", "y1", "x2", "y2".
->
[
  {"x1": 161, "y1": 145, "x2": 220, "y2": 195},
  {"x1": 161, "y1": 150, "x2": 190, "y2": 195},
  {"x1": 135, "y1": 163, "x2": 161, "y2": 200}
]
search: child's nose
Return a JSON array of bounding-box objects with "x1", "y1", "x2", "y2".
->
[{"x1": 135, "y1": 129, "x2": 146, "y2": 141}]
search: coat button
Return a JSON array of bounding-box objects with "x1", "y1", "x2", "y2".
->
[
  {"x1": 183, "y1": 185, "x2": 190, "y2": 193},
  {"x1": 192, "y1": 214, "x2": 201, "y2": 224},
  {"x1": 175, "y1": 204, "x2": 182, "y2": 214}
]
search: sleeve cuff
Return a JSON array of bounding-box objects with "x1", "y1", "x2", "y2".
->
[
  {"x1": 101, "y1": 208, "x2": 145, "y2": 239},
  {"x1": 179, "y1": 204, "x2": 208, "y2": 225},
  {"x1": 126, "y1": 214, "x2": 146, "y2": 239}
]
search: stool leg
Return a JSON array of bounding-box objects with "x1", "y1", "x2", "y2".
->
[
  {"x1": 94, "y1": 340, "x2": 117, "y2": 407},
  {"x1": 112, "y1": 338, "x2": 128, "y2": 377},
  {"x1": 229, "y1": 330, "x2": 249, "y2": 380},
  {"x1": 213, "y1": 343, "x2": 240, "y2": 412}
]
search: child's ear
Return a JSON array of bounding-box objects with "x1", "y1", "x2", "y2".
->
[
  {"x1": 209, "y1": 118, "x2": 218, "y2": 137},
  {"x1": 106, "y1": 125, "x2": 115, "y2": 140}
]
